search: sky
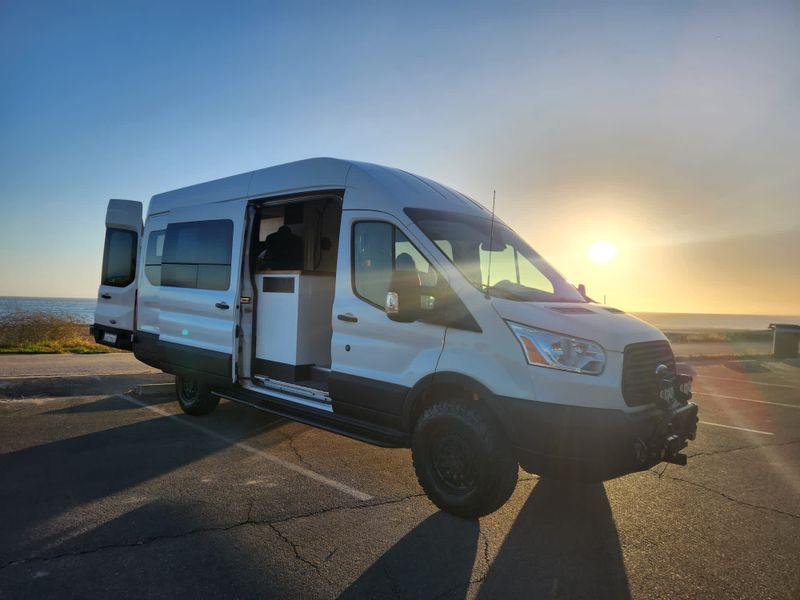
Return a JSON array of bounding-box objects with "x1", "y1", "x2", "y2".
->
[{"x1": 1, "y1": 0, "x2": 798, "y2": 315}]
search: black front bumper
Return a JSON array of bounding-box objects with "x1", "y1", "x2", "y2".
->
[{"x1": 488, "y1": 379, "x2": 699, "y2": 481}]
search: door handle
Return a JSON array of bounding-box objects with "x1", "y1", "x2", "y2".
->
[
  {"x1": 337, "y1": 313, "x2": 358, "y2": 323},
  {"x1": 100, "y1": 294, "x2": 111, "y2": 299},
  {"x1": 215, "y1": 302, "x2": 230, "y2": 310}
]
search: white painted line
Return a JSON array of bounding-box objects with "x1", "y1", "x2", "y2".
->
[
  {"x1": 693, "y1": 391, "x2": 800, "y2": 409},
  {"x1": 119, "y1": 394, "x2": 373, "y2": 502},
  {"x1": 688, "y1": 373, "x2": 800, "y2": 390},
  {"x1": 699, "y1": 420, "x2": 774, "y2": 436}
]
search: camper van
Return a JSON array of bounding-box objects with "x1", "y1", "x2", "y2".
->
[{"x1": 92, "y1": 158, "x2": 698, "y2": 517}]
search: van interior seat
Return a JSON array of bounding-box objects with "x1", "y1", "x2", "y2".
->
[{"x1": 396, "y1": 252, "x2": 423, "y2": 286}]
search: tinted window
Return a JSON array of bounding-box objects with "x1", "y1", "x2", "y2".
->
[
  {"x1": 353, "y1": 222, "x2": 393, "y2": 307},
  {"x1": 352, "y1": 222, "x2": 437, "y2": 308},
  {"x1": 101, "y1": 228, "x2": 137, "y2": 287},
  {"x1": 144, "y1": 229, "x2": 165, "y2": 286},
  {"x1": 162, "y1": 220, "x2": 233, "y2": 290}
]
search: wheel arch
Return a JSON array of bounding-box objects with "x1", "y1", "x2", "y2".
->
[{"x1": 402, "y1": 371, "x2": 506, "y2": 434}]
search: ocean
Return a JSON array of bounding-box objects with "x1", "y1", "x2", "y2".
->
[
  {"x1": 632, "y1": 312, "x2": 800, "y2": 331},
  {"x1": 0, "y1": 296, "x2": 797, "y2": 331},
  {"x1": 0, "y1": 297, "x2": 97, "y2": 324}
]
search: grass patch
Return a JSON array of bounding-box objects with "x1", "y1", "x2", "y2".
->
[{"x1": 0, "y1": 311, "x2": 120, "y2": 354}]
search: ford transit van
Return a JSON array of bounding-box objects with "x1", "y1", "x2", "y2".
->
[{"x1": 92, "y1": 158, "x2": 698, "y2": 517}]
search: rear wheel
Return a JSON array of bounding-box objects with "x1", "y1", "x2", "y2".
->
[
  {"x1": 176, "y1": 375, "x2": 219, "y2": 416},
  {"x1": 412, "y1": 400, "x2": 518, "y2": 518}
]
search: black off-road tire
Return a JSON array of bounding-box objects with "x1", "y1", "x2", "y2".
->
[
  {"x1": 411, "y1": 399, "x2": 518, "y2": 518},
  {"x1": 176, "y1": 375, "x2": 219, "y2": 416}
]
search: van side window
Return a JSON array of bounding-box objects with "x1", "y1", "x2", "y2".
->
[
  {"x1": 353, "y1": 222, "x2": 393, "y2": 306},
  {"x1": 144, "y1": 229, "x2": 165, "y2": 286},
  {"x1": 162, "y1": 220, "x2": 233, "y2": 290},
  {"x1": 352, "y1": 222, "x2": 437, "y2": 308},
  {"x1": 101, "y1": 228, "x2": 137, "y2": 288}
]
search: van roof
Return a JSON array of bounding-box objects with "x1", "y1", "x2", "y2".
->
[{"x1": 147, "y1": 157, "x2": 491, "y2": 219}]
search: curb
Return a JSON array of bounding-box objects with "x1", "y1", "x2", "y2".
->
[{"x1": 134, "y1": 383, "x2": 175, "y2": 397}]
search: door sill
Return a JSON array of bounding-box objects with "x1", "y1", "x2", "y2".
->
[{"x1": 247, "y1": 377, "x2": 332, "y2": 412}]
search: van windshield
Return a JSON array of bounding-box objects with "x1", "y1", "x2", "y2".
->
[{"x1": 405, "y1": 208, "x2": 585, "y2": 303}]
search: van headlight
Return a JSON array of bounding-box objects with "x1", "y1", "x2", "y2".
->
[{"x1": 506, "y1": 322, "x2": 606, "y2": 375}]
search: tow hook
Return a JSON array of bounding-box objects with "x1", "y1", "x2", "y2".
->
[{"x1": 664, "y1": 434, "x2": 688, "y2": 465}]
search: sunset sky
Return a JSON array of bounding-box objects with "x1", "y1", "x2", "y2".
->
[{"x1": 1, "y1": 1, "x2": 798, "y2": 315}]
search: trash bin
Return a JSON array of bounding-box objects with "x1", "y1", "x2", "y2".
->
[{"x1": 769, "y1": 324, "x2": 800, "y2": 359}]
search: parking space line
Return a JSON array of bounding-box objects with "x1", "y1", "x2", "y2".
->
[
  {"x1": 693, "y1": 392, "x2": 800, "y2": 410},
  {"x1": 689, "y1": 373, "x2": 800, "y2": 390},
  {"x1": 699, "y1": 420, "x2": 774, "y2": 436},
  {"x1": 119, "y1": 394, "x2": 374, "y2": 501}
]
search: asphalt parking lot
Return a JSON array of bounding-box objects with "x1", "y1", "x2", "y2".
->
[{"x1": 1, "y1": 355, "x2": 798, "y2": 599}]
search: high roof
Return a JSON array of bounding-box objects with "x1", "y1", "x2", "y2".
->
[{"x1": 147, "y1": 157, "x2": 490, "y2": 219}]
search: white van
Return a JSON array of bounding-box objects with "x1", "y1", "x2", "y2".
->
[{"x1": 92, "y1": 158, "x2": 698, "y2": 517}]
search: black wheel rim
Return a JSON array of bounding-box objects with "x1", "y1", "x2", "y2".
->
[
  {"x1": 180, "y1": 378, "x2": 198, "y2": 404},
  {"x1": 430, "y1": 433, "x2": 479, "y2": 493}
]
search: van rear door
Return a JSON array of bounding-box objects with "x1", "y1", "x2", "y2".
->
[
  {"x1": 93, "y1": 199, "x2": 143, "y2": 349},
  {"x1": 156, "y1": 202, "x2": 246, "y2": 383}
]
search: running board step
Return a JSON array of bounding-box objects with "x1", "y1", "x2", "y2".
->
[
  {"x1": 253, "y1": 374, "x2": 330, "y2": 403},
  {"x1": 213, "y1": 387, "x2": 408, "y2": 448}
]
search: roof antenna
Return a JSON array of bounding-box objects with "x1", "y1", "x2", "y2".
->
[{"x1": 485, "y1": 189, "x2": 496, "y2": 299}]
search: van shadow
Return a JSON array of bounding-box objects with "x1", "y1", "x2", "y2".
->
[
  {"x1": 44, "y1": 393, "x2": 173, "y2": 414},
  {"x1": 339, "y1": 511, "x2": 480, "y2": 599},
  {"x1": 1, "y1": 501, "x2": 306, "y2": 598},
  {"x1": 477, "y1": 479, "x2": 630, "y2": 599},
  {"x1": 341, "y1": 479, "x2": 629, "y2": 599},
  {"x1": 0, "y1": 400, "x2": 284, "y2": 564}
]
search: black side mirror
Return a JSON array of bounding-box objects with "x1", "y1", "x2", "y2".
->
[
  {"x1": 385, "y1": 270, "x2": 423, "y2": 322},
  {"x1": 577, "y1": 283, "x2": 595, "y2": 303}
]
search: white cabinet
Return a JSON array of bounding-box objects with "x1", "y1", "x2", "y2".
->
[{"x1": 255, "y1": 272, "x2": 335, "y2": 376}]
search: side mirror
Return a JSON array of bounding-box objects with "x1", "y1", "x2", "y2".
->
[
  {"x1": 385, "y1": 270, "x2": 423, "y2": 322},
  {"x1": 577, "y1": 283, "x2": 595, "y2": 303}
]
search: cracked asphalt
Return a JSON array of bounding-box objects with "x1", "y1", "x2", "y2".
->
[{"x1": 1, "y1": 354, "x2": 798, "y2": 599}]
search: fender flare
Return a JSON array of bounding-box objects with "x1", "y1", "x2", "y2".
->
[{"x1": 401, "y1": 371, "x2": 498, "y2": 432}]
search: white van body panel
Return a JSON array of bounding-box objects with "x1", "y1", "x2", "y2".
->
[
  {"x1": 136, "y1": 213, "x2": 167, "y2": 337},
  {"x1": 147, "y1": 158, "x2": 492, "y2": 220},
  {"x1": 490, "y1": 299, "x2": 666, "y2": 352},
  {"x1": 330, "y1": 210, "x2": 448, "y2": 392},
  {"x1": 147, "y1": 159, "x2": 350, "y2": 217},
  {"x1": 148, "y1": 173, "x2": 251, "y2": 216},
  {"x1": 106, "y1": 198, "x2": 143, "y2": 230},
  {"x1": 95, "y1": 199, "x2": 142, "y2": 333}
]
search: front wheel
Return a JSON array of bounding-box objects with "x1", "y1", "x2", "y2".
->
[
  {"x1": 412, "y1": 400, "x2": 518, "y2": 518},
  {"x1": 176, "y1": 375, "x2": 219, "y2": 416}
]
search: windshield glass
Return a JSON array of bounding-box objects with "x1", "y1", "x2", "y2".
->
[{"x1": 405, "y1": 208, "x2": 585, "y2": 303}]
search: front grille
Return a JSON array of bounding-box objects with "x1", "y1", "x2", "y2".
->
[{"x1": 622, "y1": 341, "x2": 676, "y2": 407}]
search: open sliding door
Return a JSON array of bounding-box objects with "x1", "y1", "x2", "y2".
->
[{"x1": 157, "y1": 201, "x2": 246, "y2": 383}]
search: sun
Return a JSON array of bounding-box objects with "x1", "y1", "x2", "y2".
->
[{"x1": 588, "y1": 241, "x2": 617, "y2": 264}]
